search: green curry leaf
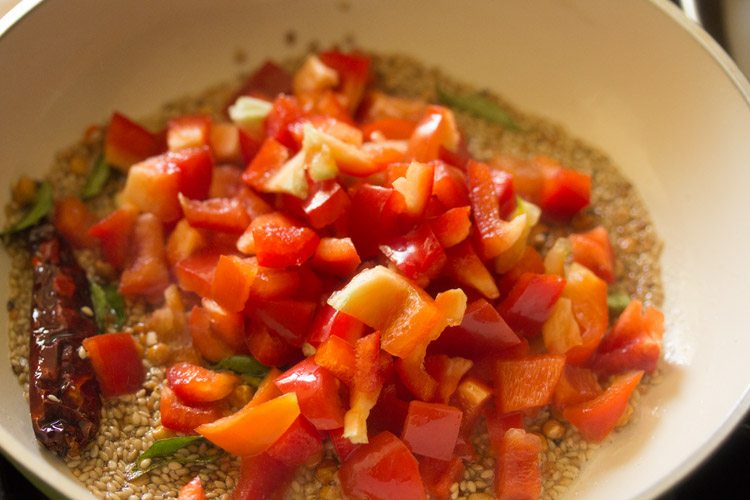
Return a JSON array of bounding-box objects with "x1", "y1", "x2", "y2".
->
[
  {"x1": 212, "y1": 355, "x2": 269, "y2": 383},
  {"x1": 2, "y1": 181, "x2": 53, "y2": 235},
  {"x1": 89, "y1": 281, "x2": 126, "y2": 332},
  {"x1": 80, "y1": 155, "x2": 111, "y2": 200},
  {"x1": 436, "y1": 86, "x2": 521, "y2": 131},
  {"x1": 125, "y1": 436, "x2": 218, "y2": 481},
  {"x1": 607, "y1": 290, "x2": 631, "y2": 317}
]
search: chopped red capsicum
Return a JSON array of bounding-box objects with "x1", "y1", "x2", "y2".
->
[
  {"x1": 562, "y1": 370, "x2": 644, "y2": 442},
  {"x1": 401, "y1": 401, "x2": 463, "y2": 460},
  {"x1": 88, "y1": 204, "x2": 139, "y2": 269},
  {"x1": 495, "y1": 354, "x2": 566, "y2": 413},
  {"x1": 104, "y1": 112, "x2": 162, "y2": 171},
  {"x1": 379, "y1": 225, "x2": 447, "y2": 283},
  {"x1": 431, "y1": 299, "x2": 520, "y2": 359},
  {"x1": 538, "y1": 156, "x2": 591, "y2": 219},
  {"x1": 82, "y1": 332, "x2": 144, "y2": 397},
  {"x1": 570, "y1": 226, "x2": 615, "y2": 284},
  {"x1": 180, "y1": 195, "x2": 251, "y2": 234},
  {"x1": 168, "y1": 115, "x2": 211, "y2": 151},
  {"x1": 197, "y1": 392, "x2": 301, "y2": 456},
  {"x1": 496, "y1": 272, "x2": 566, "y2": 337},
  {"x1": 312, "y1": 237, "x2": 361, "y2": 277},
  {"x1": 167, "y1": 362, "x2": 239, "y2": 405},
  {"x1": 343, "y1": 331, "x2": 384, "y2": 443},
  {"x1": 495, "y1": 428, "x2": 542, "y2": 499},
  {"x1": 210, "y1": 255, "x2": 258, "y2": 313},
  {"x1": 339, "y1": 431, "x2": 426, "y2": 500},
  {"x1": 159, "y1": 386, "x2": 223, "y2": 433},
  {"x1": 592, "y1": 300, "x2": 664, "y2": 375},
  {"x1": 251, "y1": 213, "x2": 320, "y2": 268},
  {"x1": 275, "y1": 358, "x2": 346, "y2": 431},
  {"x1": 119, "y1": 213, "x2": 170, "y2": 300}
]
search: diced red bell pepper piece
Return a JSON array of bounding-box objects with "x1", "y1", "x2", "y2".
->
[
  {"x1": 119, "y1": 213, "x2": 170, "y2": 300},
  {"x1": 553, "y1": 365, "x2": 603, "y2": 410},
  {"x1": 330, "y1": 427, "x2": 361, "y2": 462},
  {"x1": 379, "y1": 225, "x2": 447, "y2": 283},
  {"x1": 431, "y1": 299, "x2": 520, "y2": 359},
  {"x1": 368, "y1": 383, "x2": 409, "y2": 438},
  {"x1": 419, "y1": 456, "x2": 464, "y2": 500},
  {"x1": 209, "y1": 122, "x2": 242, "y2": 164},
  {"x1": 209, "y1": 165, "x2": 243, "y2": 199},
  {"x1": 361, "y1": 90, "x2": 427, "y2": 122},
  {"x1": 82, "y1": 332, "x2": 144, "y2": 397},
  {"x1": 328, "y1": 266, "x2": 448, "y2": 360},
  {"x1": 230, "y1": 453, "x2": 293, "y2": 500},
  {"x1": 264, "y1": 94, "x2": 304, "y2": 149},
  {"x1": 245, "y1": 319, "x2": 300, "y2": 367},
  {"x1": 165, "y1": 218, "x2": 207, "y2": 268},
  {"x1": 592, "y1": 300, "x2": 664, "y2": 375},
  {"x1": 538, "y1": 156, "x2": 591, "y2": 218},
  {"x1": 361, "y1": 118, "x2": 417, "y2": 141},
  {"x1": 491, "y1": 154, "x2": 544, "y2": 203},
  {"x1": 247, "y1": 266, "x2": 301, "y2": 301},
  {"x1": 495, "y1": 428, "x2": 542, "y2": 499},
  {"x1": 302, "y1": 179, "x2": 351, "y2": 229},
  {"x1": 563, "y1": 264, "x2": 609, "y2": 365},
  {"x1": 408, "y1": 106, "x2": 460, "y2": 162},
  {"x1": 312, "y1": 237, "x2": 361, "y2": 278},
  {"x1": 307, "y1": 304, "x2": 366, "y2": 347},
  {"x1": 491, "y1": 169, "x2": 517, "y2": 219},
  {"x1": 496, "y1": 272, "x2": 566, "y2": 337},
  {"x1": 121, "y1": 147, "x2": 215, "y2": 221},
  {"x1": 242, "y1": 137, "x2": 291, "y2": 192},
  {"x1": 444, "y1": 240, "x2": 500, "y2": 300},
  {"x1": 167, "y1": 115, "x2": 211, "y2": 151},
  {"x1": 121, "y1": 157, "x2": 182, "y2": 222},
  {"x1": 453, "y1": 376, "x2": 493, "y2": 435},
  {"x1": 53, "y1": 197, "x2": 96, "y2": 249},
  {"x1": 275, "y1": 358, "x2": 345, "y2": 430},
  {"x1": 344, "y1": 331, "x2": 385, "y2": 443},
  {"x1": 177, "y1": 476, "x2": 206, "y2": 500},
  {"x1": 348, "y1": 184, "x2": 402, "y2": 258},
  {"x1": 89, "y1": 204, "x2": 140, "y2": 269},
  {"x1": 265, "y1": 415, "x2": 323, "y2": 467},
  {"x1": 159, "y1": 385, "x2": 222, "y2": 433},
  {"x1": 467, "y1": 160, "x2": 524, "y2": 259},
  {"x1": 251, "y1": 213, "x2": 320, "y2": 267},
  {"x1": 202, "y1": 298, "x2": 246, "y2": 353},
  {"x1": 401, "y1": 401, "x2": 463, "y2": 460},
  {"x1": 424, "y1": 355, "x2": 473, "y2": 404},
  {"x1": 339, "y1": 431, "x2": 426, "y2": 500},
  {"x1": 391, "y1": 161, "x2": 434, "y2": 217},
  {"x1": 562, "y1": 370, "x2": 644, "y2": 442},
  {"x1": 496, "y1": 246, "x2": 546, "y2": 297},
  {"x1": 486, "y1": 409, "x2": 524, "y2": 456},
  {"x1": 428, "y1": 206, "x2": 472, "y2": 248},
  {"x1": 198, "y1": 393, "x2": 301, "y2": 456},
  {"x1": 174, "y1": 249, "x2": 221, "y2": 299},
  {"x1": 252, "y1": 299, "x2": 317, "y2": 348},
  {"x1": 495, "y1": 354, "x2": 566, "y2": 413},
  {"x1": 211, "y1": 255, "x2": 258, "y2": 313},
  {"x1": 188, "y1": 305, "x2": 235, "y2": 363},
  {"x1": 171, "y1": 146, "x2": 215, "y2": 201},
  {"x1": 167, "y1": 362, "x2": 239, "y2": 405},
  {"x1": 395, "y1": 356, "x2": 438, "y2": 402},
  {"x1": 104, "y1": 112, "x2": 161, "y2": 171},
  {"x1": 318, "y1": 51, "x2": 371, "y2": 113},
  {"x1": 314, "y1": 335, "x2": 356, "y2": 386},
  {"x1": 570, "y1": 226, "x2": 615, "y2": 284},
  {"x1": 432, "y1": 161, "x2": 469, "y2": 209},
  {"x1": 180, "y1": 196, "x2": 251, "y2": 234},
  {"x1": 231, "y1": 60, "x2": 292, "y2": 103}
]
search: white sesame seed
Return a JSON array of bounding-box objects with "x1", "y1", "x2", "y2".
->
[
  {"x1": 81, "y1": 306, "x2": 94, "y2": 317},
  {"x1": 46, "y1": 394, "x2": 61, "y2": 403}
]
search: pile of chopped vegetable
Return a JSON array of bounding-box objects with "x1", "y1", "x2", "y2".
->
[{"x1": 11, "y1": 50, "x2": 665, "y2": 499}]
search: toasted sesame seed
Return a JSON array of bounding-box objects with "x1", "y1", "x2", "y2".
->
[{"x1": 81, "y1": 306, "x2": 94, "y2": 317}]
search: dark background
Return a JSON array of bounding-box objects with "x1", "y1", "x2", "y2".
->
[{"x1": 1, "y1": 1, "x2": 748, "y2": 499}]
